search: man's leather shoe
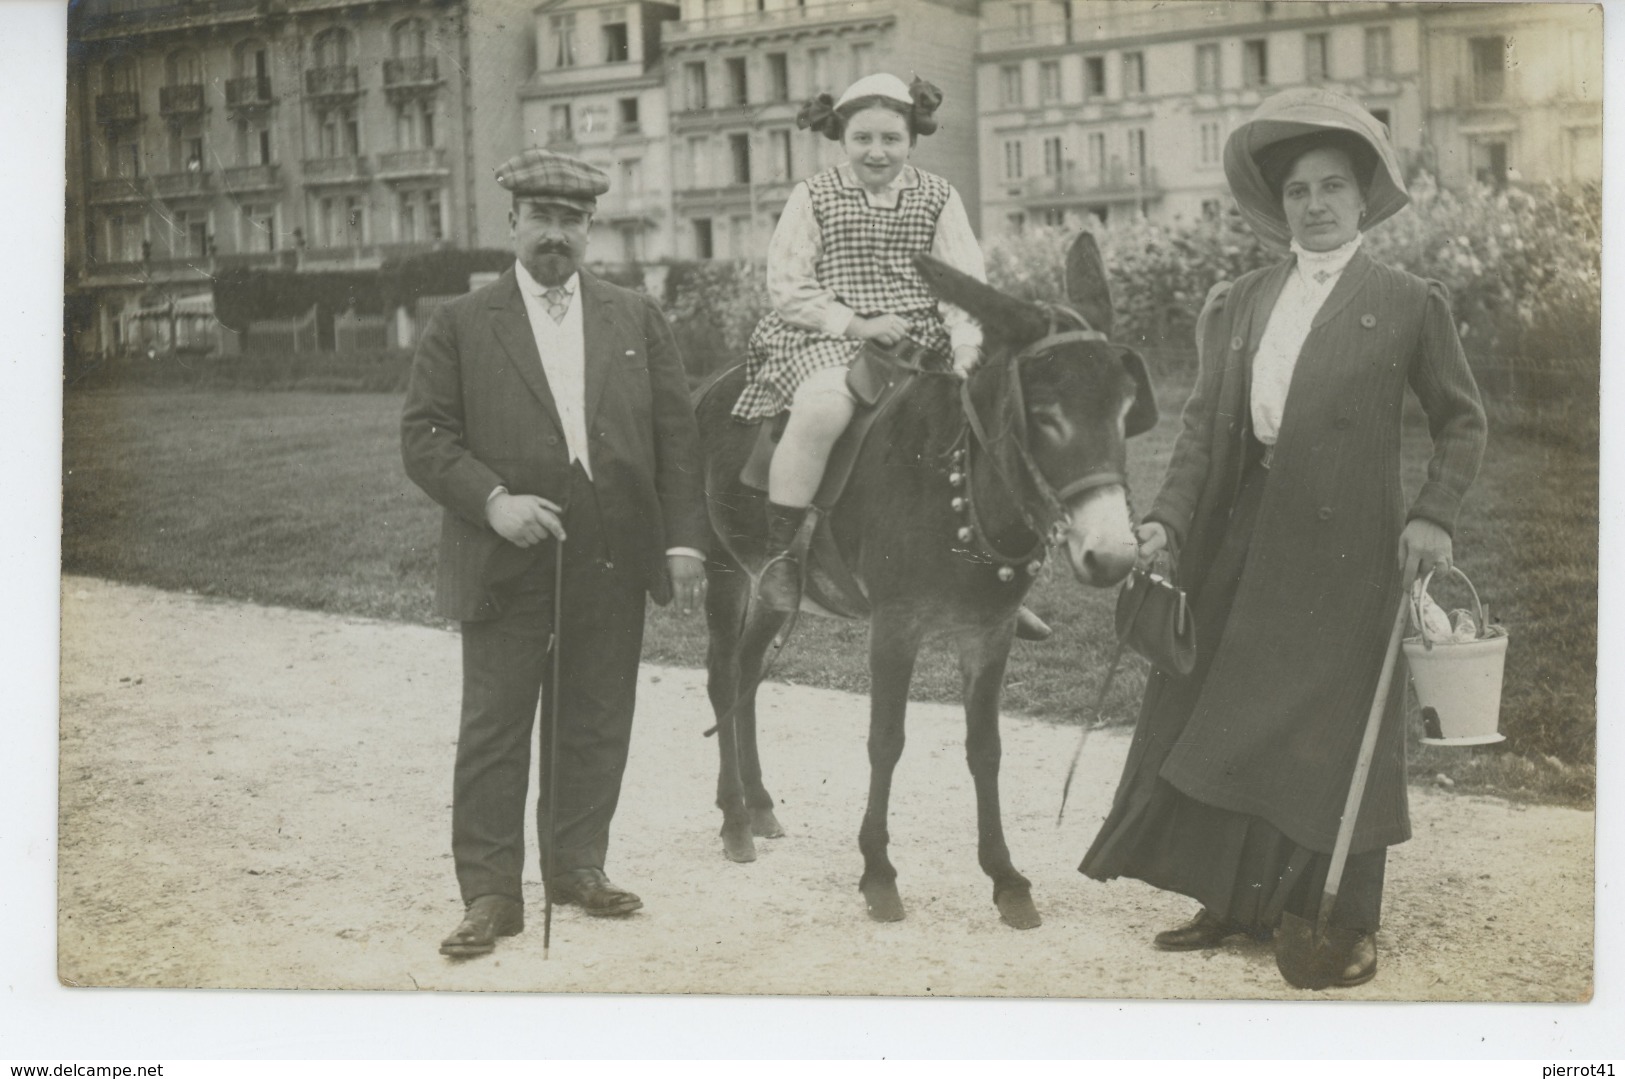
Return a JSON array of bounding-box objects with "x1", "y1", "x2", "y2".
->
[
  {"x1": 549, "y1": 867, "x2": 643, "y2": 917},
  {"x1": 1333, "y1": 932, "x2": 1378, "y2": 987},
  {"x1": 439, "y1": 894, "x2": 523, "y2": 958},
  {"x1": 1153, "y1": 908, "x2": 1249, "y2": 951}
]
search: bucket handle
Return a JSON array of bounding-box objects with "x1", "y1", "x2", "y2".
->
[{"x1": 1409, "y1": 565, "x2": 1488, "y2": 651}]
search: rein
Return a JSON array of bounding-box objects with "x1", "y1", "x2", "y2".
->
[{"x1": 949, "y1": 310, "x2": 1131, "y2": 577}]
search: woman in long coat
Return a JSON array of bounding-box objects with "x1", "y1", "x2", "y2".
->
[{"x1": 1080, "y1": 88, "x2": 1487, "y2": 988}]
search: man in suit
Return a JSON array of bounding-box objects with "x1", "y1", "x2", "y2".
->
[{"x1": 402, "y1": 149, "x2": 708, "y2": 959}]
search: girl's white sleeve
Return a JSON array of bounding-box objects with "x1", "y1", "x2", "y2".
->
[
  {"x1": 930, "y1": 188, "x2": 985, "y2": 350},
  {"x1": 765, "y1": 183, "x2": 854, "y2": 337}
]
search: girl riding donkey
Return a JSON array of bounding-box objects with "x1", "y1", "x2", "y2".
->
[{"x1": 737, "y1": 72, "x2": 1050, "y2": 640}]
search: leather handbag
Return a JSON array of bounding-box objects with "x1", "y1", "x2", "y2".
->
[{"x1": 1115, "y1": 547, "x2": 1197, "y2": 677}]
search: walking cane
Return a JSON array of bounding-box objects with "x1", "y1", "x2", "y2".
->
[{"x1": 543, "y1": 533, "x2": 565, "y2": 960}]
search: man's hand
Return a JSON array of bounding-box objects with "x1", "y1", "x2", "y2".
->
[
  {"x1": 1399, "y1": 518, "x2": 1453, "y2": 587},
  {"x1": 849, "y1": 313, "x2": 909, "y2": 348},
  {"x1": 668, "y1": 554, "x2": 706, "y2": 615},
  {"x1": 487, "y1": 492, "x2": 567, "y2": 548}
]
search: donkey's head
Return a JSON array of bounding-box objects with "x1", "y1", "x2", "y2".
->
[{"x1": 917, "y1": 233, "x2": 1156, "y2": 588}]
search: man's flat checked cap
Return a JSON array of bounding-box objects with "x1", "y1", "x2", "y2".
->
[{"x1": 496, "y1": 148, "x2": 609, "y2": 209}]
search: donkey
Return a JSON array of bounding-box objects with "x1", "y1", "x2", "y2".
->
[{"x1": 694, "y1": 232, "x2": 1157, "y2": 928}]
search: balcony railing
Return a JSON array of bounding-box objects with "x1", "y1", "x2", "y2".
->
[
  {"x1": 305, "y1": 65, "x2": 360, "y2": 98},
  {"x1": 159, "y1": 83, "x2": 206, "y2": 117},
  {"x1": 95, "y1": 91, "x2": 141, "y2": 124},
  {"x1": 217, "y1": 250, "x2": 298, "y2": 272},
  {"x1": 222, "y1": 163, "x2": 281, "y2": 190},
  {"x1": 302, "y1": 155, "x2": 370, "y2": 184},
  {"x1": 89, "y1": 175, "x2": 147, "y2": 203},
  {"x1": 149, "y1": 170, "x2": 212, "y2": 198},
  {"x1": 979, "y1": 6, "x2": 1280, "y2": 54},
  {"x1": 666, "y1": 0, "x2": 891, "y2": 37},
  {"x1": 226, "y1": 75, "x2": 273, "y2": 109},
  {"x1": 376, "y1": 147, "x2": 448, "y2": 177},
  {"x1": 1020, "y1": 165, "x2": 1161, "y2": 200},
  {"x1": 383, "y1": 56, "x2": 439, "y2": 90}
]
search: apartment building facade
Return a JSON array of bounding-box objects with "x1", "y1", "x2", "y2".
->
[
  {"x1": 657, "y1": 0, "x2": 983, "y2": 261},
  {"x1": 67, "y1": 0, "x2": 473, "y2": 356},
  {"x1": 976, "y1": 0, "x2": 1428, "y2": 238}
]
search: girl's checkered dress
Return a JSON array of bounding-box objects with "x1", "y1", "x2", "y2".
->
[{"x1": 733, "y1": 166, "x2": 954, "y2": 423}]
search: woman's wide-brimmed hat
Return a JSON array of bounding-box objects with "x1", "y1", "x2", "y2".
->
[{"x1": 1223, "y1": 87, "x2": 1409, "y2": 249}]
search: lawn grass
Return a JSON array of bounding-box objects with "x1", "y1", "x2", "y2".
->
[{"x1": 62, "y1": 383, "x2": 1597, "y2": 807}]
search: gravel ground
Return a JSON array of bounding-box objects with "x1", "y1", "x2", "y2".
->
[{"x1": 58, "y1": 576, "x2": 1593, "y2": 1000}]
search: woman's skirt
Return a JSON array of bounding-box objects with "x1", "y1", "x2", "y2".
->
[{"x1": 1080, "y1": 443, "x2": 1387, "y2": 933}]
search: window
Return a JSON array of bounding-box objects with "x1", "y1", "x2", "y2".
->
[
  {"x1": 808, "y1": 48, "x2": 831, "y2": 93},
  {"x1": 1199, "y1": 120, "x2": 1220, "y2": 166},
  {"x1": 602, "y1": 8, "x2": 629, "y2": 62},
  {"x1": 1011, "y1": 2, "x2": 1034, "y2": 39},
  {"x1": 618, "y1": 157, "x2": 643, "y2": 194},
  {"x1": 578, "y1": 104, "x2": 609, "y2": 136},
  {"x1": 1195, "y1": 43, "x2": 1219, "y2": 91},
  {"x1": 392, "y1": 18, "x2": 428, "y2": 58},
  {"x1": 767, "y1": 53, "x2": 789, "y2": 101},
  {"x1": 1243, "y1": 39, "x2": 1268, "y2": 87},
  {"x1": 1041, "y1": 208, "x2": 1066, "y2": 227},
  {"x1": 398, "y1": 189, "x2": 444, "y2": 243},
  {"x1": 1127, "y1": 128, "x2": 1147, "y2": 173},
  {"x1": 106, "y1": 212, "x2": 144, "y2": 262},
  {"x1": 686, "y1": 135, "x2": 710, "y2": 187},
  {"x1": 238, "y1": 120, "x2": 273, "y2": 166},
  {"x1": 316, "y1": 193, "x2": 366, "y2": 247},
  {"x1": 1039, "y1": 60, "x2": 1061, "y2": 103},
  {"x1": 693, "y1": 217, "x2": 714, "y2": 259},
  {"x1": 999, "y1": 66, "x2": 1022, "y2": 107},
  {"x1": 167, "y1": 48, "x2": 202, "y2": 86},
  {"x1": 1041, "y1": 136, "x2": 1063, "y2": 177},
  {"x1": 551, "y1": 14, "x2": 577, "y2": 68},
  {"x1": 1086, "y1": 131, "x2": 1106, "y2": 178},
  {"x1": 549, "y1": 103, "x2": 572, "y2": 143},
  {"x1": 1470, "y1": 138, "x2": 1508, "y2": 188},
  {"x1": 1122, "y1": 52, "x2": 1145, "y2": 95},
  {"x1": 769, "y1": 128, "x2": 793, "y2": 182},
  {"x1": 241, "y1": 204, "x2": 276, "y2": 252},
  {"x1": 172, "y1": 208, "x2": 209, "y2": 258},
  {"x1": 1364, "y1": 26, "x2": 1392, "y2": 77},
  {"x1": 729, "y1": 132, "x2": 751, "y2": 184},
  {"x1": 729, "y1": 215, "x2": 752, "y2": 257},
  {"x1": 313, "y1": 27, "x2": 351, "y2": 68},
  {"x1": 684, "y1": 62, "x2": 708, "y2": 110},
  {"x1": 726, "y1": 57, "x2": 748, "y2": 105},
  {"x1": 1471, "y1": 36, "x2": 1505, "y2": 102},
  {"x1": 618, "y1": 97, "x2": 640, "y2": 133},
  {"x1": 103, "y1": 55, "x2": 138, "y2": 94},
  {"x1": 1003, "y1": 139, "x2": 1024, "y2": 181},
  {"x1": 171, "y1": 126, "x2": 203, "y2": 172},
  {"x1": 851, "y1": 42, "x2": 873, "y2": 77},
  {"x1": 1006, "y1": 211, "x2": 1025, "y2": 234},
  {"x1": 104, "y1": 131, "x2": 141, "y2": 179},
  {"x1": 1305, "y1": 33, "x2": 1328, "y2": 83},
  {"x1": 396, "y1": 99, "x2": 435, "y2": 148},
  {"x1": 318, "y1": 105, "x2": 359, "y2": 157},
  {"x1": 1084, "y1": 56, "x2": 1105, "y2": 97}
]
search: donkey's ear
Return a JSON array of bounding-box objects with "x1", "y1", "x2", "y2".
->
[
  {"x1": 1120, "y1": 347, "x2": 1159, "y2": 438},
  {"x1": 914, "y1": 254, "x2": 1049, "y2": 346},
  {"x1": 1064, "y1": 231, "x2": 1114, "y2": 339}
]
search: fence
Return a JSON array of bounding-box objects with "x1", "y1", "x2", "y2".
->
[
  {"x1": 335, "y1": 310, "x2": 390, "y2": 352},
  {"x1": 242, "y1": 306, "x2": 320, "y2": 355}
]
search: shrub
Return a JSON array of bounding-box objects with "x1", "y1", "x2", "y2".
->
[{"x1": 662, "y1": 260, "x2": 770, "y2": 381}]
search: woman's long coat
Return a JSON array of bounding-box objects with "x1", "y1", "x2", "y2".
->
[{"x1": 1142, "y1": 249, "x2": 1486, "y2": 854}]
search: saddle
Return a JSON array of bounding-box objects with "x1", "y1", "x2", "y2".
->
[{"x1": 737, "y1": 341, "x2": 931, "y2": 619}]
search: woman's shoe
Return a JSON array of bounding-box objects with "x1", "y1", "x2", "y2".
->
[{"x1": 1153, "y1": 908, "x2": 1248, "y2": 951}]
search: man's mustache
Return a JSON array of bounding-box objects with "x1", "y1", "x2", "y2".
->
[{"x1": 532, "y1": 243, "x2": 574, "y2": 256}]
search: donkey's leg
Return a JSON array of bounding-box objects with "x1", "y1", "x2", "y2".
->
[
  {"x1": 737, "y1": 692, "x2": 785, "y2": 839},
  {"x1": 958, "y1": 621, "x2": 1041, "y2": 929},
  {"x1": 705, "y1": 557, "x2": 757, "y2": 863},
  {"x1": 857, "y1": 608, "x2": 923, "y2": 922}
]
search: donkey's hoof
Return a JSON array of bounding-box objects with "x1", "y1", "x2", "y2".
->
[
  {"x1": 861, "y1": 880, "x2": 906, "y2": 923},
  {"x1": 720, "y1": 821, "x2": 757, "y2": 863},
  {"x1": 996, "y1": 889, "x2": 1042, "y2": 930},
  {"x1": 749, "y1": 807, "x2": 785, "y2": 838}
]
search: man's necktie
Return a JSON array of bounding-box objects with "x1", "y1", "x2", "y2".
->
[{"x1": 542, "y1": 287, "x2": 571, "y2": 323}]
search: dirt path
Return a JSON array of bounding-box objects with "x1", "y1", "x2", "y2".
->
[{"x1": 57, "y1": 576, "x2": 1593, "y2": 1000}]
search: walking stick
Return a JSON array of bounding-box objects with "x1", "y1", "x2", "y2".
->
[{"x1": 543, "y1": 534, "x2": 564, "y2": 960}]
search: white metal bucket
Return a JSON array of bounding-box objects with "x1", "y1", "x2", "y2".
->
[{"x1": 1403, "y1": 567, "x2": 1508, "y2": 746}]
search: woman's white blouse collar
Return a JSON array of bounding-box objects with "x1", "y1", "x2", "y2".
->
[
  {"x1": 1290, "y1": 232, "x2": 1363, "y2": 285},
  {"x1": 835, "y1": 162, "x2": 920, "y2": 193}
]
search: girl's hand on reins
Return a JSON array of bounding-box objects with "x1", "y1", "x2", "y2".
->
[{"x1": 849, "y1": 313, "x2": 909, "y2": 348}]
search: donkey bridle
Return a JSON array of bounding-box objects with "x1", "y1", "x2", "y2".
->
[{"x1": 950, "y1": 312, "x2": 1131, "y2": 573}]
